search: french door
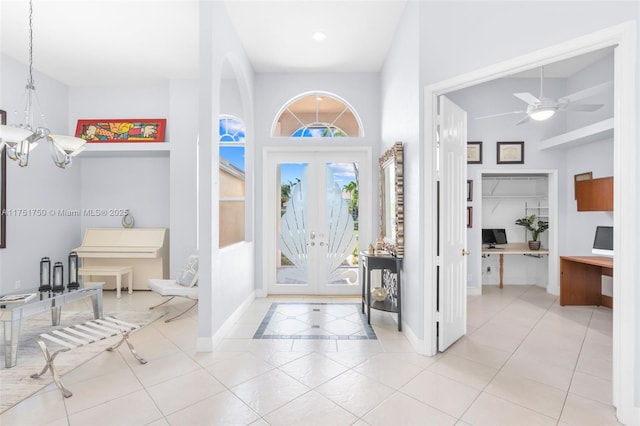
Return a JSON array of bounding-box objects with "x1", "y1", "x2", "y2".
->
[{"x1": 264, "y1": 149, "x2": 371, "y2": 295}]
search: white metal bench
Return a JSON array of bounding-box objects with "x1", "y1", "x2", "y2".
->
[{"x1": 30, "y1": 316, "x2": 147, "y2": 397}]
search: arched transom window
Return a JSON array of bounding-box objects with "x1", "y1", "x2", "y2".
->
[{"x1": 272, "y1": 92, "x2": 363, "y2": 137}]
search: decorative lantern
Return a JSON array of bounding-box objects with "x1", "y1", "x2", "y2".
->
[
  {"x1": 68, "y1": 252, "x2": 79, "y2": 290},
  {"x1": 39, "y1": 257, "x2": 52, "y2": 293},
  {"x1": 52, "y1": 261, "x2": 65, "y2": 292}
]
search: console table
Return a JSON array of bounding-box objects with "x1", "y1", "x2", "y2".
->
[
  {"x1": 482, "y1": 243, "x2": 549, "y2": 288},
  {"x1": 360, "y1": 252, "x2": 402, "y2": 331},
  {"x1": 560, "y1": 256, "x2": 613, "y2": 307},
  {"x1": 0, "y1": 283, "x2": 104, "y2": 368}
]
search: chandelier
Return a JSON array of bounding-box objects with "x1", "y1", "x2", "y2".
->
[{"x1": 0, "y1": 0, "x2": 86, "y2": 169}]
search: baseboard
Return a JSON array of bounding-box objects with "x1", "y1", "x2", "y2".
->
[
  {"x1": 402, "y1": 322, "x2": 434, "y2": 356},
  {"x1": 211, "y1": 291, "x2": 256, "y2": 347},
  {"x1": 601, "y1": 294, "x2": 613, "y2": 309},
  {"x1": 195, "y1": 291, "x2": 256, "y2": 352}
]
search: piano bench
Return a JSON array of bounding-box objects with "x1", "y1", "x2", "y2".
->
[{"x1": 79, "y1": 266, "x2": 133, "y2": 299}]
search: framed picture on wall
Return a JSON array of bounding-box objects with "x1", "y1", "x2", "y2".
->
[
  {"x1": 497, "y1": 141, "x2": 524, "y2": 164},
  {"x1": 467, "y1": 180, "x2": 473, "y2": 202},
  {"x1": 1, "y1": 109, "x2": 6, "y2": 248},
  {"x1": 75, "y1": 119, "x2": 167, "y2": 143},
  {"x1": 467, "y1": 141, "x2": 482, "y2": 164}
]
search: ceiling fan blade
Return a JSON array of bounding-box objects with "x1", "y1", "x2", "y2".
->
[
  {"x1": 558, "y1": 80, "x2": 613, "y2": 103},
  {"x1": 513, "y1": 92, "x2": 540, "y2": 105},
  {"x1": 475, "y1": 110, "x2": 526, "y2": 120},
  {"x1": 515, "y1": 114, "x2": 532, "y2": 126},
  {"x1": 560, "y1": 103, "x2": 604, "y2": 112}
]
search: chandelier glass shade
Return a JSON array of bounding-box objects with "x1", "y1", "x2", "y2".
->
[{"x1": 0, "y1": 0, "x2": 86, "y2": 169}]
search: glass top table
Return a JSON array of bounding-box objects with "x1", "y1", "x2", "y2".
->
[{"x1": 0, "y1": 283, "x2": 104, "y2": 368}]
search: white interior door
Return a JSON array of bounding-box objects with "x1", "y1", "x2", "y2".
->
[
  {"x1": 438, "y1": 96, "x2": 468, "y2": 351},
  {"x1": 264, "y1": 149, "x2": 370, "y2": 295}
]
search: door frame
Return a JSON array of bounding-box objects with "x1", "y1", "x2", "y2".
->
[
  {"x1": 262, "y1": 146, "x2": 373, "y2": 296},
  {"x1": 422, "y1": 22, "x2": 636, "y2": 423},
  {"x1": 474, "y1": 169, "x2": 559, "y2": 296}
]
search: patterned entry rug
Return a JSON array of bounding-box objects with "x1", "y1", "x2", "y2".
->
[
  {"x1": 254, "y1": 303, "x2": 377, "y2": 340},
  {"x1": 0, "y1": 309, "x2": 164, "y2": 413}
]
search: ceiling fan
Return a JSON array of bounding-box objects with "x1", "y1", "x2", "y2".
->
[{"x1": 476, "y1": 67, "x2": 608, "y2": 125}]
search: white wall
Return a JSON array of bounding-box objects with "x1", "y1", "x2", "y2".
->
[
  {"x1": 168, "y1": 80, "x2": 199, "y2": 276},
  {"x1": 379, "y1": 1, "x2": 422, "y2": 341},
  {"x1": 0, "y1": 54, "x2": 81, "y2": 294},
  {"x1": 79, "y1": 155, "x2": 169, "y2": 230}
]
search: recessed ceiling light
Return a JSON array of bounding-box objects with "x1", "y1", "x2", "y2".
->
[{"x1": 312, "y1": 31, "x2": 327, "y2": 42}]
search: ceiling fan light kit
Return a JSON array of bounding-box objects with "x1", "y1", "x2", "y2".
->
[{"x1": 528, "y1": 103, "x2": 557, "y2": 121}]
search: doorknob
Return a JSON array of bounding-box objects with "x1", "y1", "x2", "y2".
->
[{"x1": 462, "y1": 249, "x2": 470, "y2": 256}]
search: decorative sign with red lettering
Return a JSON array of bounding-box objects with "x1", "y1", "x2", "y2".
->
[{"x1": 75, "y1": 119, "x2": 166, "y2": 143}]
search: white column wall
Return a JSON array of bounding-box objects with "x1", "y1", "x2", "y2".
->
[{"x1": 379, "y1": 1, "x2": 422, "y2": 345}]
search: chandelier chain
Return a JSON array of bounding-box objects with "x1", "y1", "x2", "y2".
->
[{"x1": 28, "y1": 0, "x2": 34, "y2": 88}]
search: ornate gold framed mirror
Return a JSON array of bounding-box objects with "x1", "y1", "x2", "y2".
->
[{"x1": 379, "y1": 141, "x2": 404, "y2": 257}]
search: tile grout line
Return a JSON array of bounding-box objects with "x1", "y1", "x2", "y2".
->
[
  {"x1": 556, "y1": 308, "x2": 594, "y2": 425},
  {"x1": 454, "y1": 285, "x2": 562, "y2": 423}
]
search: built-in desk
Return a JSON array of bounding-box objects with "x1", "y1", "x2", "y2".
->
[
  {"x1": 560, "y1": 256, "x2": 613, "y2": 308},
  {"x1": 482, "y1": 243, "x2": 549, "y2": 288}
]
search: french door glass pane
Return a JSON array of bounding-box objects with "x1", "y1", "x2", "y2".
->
[
  {"x1": 325, "y1": 162, "x2": 359, "y2": 286},
  {"x1": 277, "y1": 163, "x2": 309, "y2": 285}
]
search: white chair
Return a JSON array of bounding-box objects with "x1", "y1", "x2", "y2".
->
[{"x1": 148, "y1": 252, "x2": 198, "y2": 323}]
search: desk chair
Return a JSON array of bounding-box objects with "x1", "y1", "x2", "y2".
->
[{"x1": 148, "y1": 252, "x2": 198, "y2": 322}]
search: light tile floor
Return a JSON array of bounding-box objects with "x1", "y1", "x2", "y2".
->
[{"x1": 0, "y1": 285, "x2": 620, "y2": 425}]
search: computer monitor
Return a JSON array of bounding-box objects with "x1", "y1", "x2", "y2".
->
[
  {"x1": 482, "y1": 228, "x2": 507, "y2": 248},
  {"x1": 592, "y1": 226, "x2": 613, "y2": 256}
]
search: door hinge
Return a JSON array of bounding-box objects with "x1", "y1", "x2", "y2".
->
[
  {"x1": 436, "y1": 311, "x2": 442, "y2": 322},
  {"x1": 435, "y1": 256, "x2": 441, "y2": 266}
]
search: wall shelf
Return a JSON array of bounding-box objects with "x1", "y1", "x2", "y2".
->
[
  {"x1": 539, "y1": 118, "x2": 613, "y2": 151},
  {"x1": 81, "y1": 143, "x2": 170, "y2": 158},
  {"x1": 484, "y1": 195, "x2": 546, "y2": 199}
]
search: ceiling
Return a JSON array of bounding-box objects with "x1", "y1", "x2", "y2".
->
[
  {"x1": 0, "y1": 1, "x2": 613, "y2": 88},
  {"x1": 0, "y1": 0, "x2": 407, "y2": 87}
]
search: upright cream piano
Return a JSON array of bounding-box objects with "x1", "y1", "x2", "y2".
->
[{"x1": 75, "y1": 228, "x2": 169, "y2": 291}]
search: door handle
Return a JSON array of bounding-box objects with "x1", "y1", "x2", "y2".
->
[
  {"x1": 310, "y1": 231, "x2": 316, "y2": 240},
  {"x1": 462, "y1": 249, "x2": 470, "y2": 256}
]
